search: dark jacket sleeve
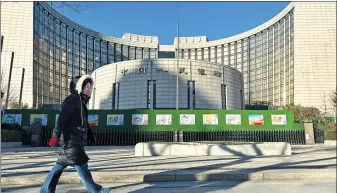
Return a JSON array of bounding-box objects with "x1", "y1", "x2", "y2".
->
[{"x1": 52, "y1": 94, "x2": 78, "y2": 138}]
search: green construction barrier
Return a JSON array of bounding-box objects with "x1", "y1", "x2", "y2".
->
[{"x1": 3, "y1": 109, "x2": 302, "y2": 131}]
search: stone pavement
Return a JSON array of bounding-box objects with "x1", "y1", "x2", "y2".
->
[
  {"x1": 1, "y1": 145, "x2": 336, "y2": 186},
  {"x1": 2, "y1": 180, "x2": 336, "y2": 193}
]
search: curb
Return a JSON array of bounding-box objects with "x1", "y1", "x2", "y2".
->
[
  {"x1": 1, "y1": 142, "x2": 23, "y2": 149},
  {"x1": 1, "y1": 146, "x2": 133, "y2": 153},
  {"x1": 2, "y1": 169, "x2": 336, "y2": 185}
]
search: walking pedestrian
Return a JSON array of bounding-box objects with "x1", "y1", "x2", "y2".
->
[{"x1": 40, "y1": 75, "x2": 111, "y2": 193}]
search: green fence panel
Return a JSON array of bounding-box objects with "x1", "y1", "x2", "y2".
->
[{"x1": 3, "y1": 109, "x2": 301, "y2": 131}]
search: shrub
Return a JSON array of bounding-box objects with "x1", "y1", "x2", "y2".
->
[
  {"x1": 323, "y1": 123, "x2": 336, "y2": 131},
  {"x1": 1, "y1": 123, "x2": 23, "y2": 131},
  {"x1": 1, "y1": 130, "x2": 23, "y2": 142},
  {"x1": 325, "y1": 130, "x2": 336, "y2": 140}
]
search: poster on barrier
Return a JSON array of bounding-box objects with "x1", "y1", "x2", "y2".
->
[
  {"x1": 156, "y1": 114, "x2": 172, "y2": 125},
  {"x1": 107, "y1": 114, "x2": 124, "y2": 126},
  {"x1": 30, "y1": 114, "x2": 48, "y2": 126},
  {"x1": 2, "y1": 114, "x2": 22, "y2": 125},
  {"x1": 248, "y1": 114, "x2": 264, "y2": 125},
  {"x1": 180, "y1": 114, "x2": 195, "y2": 125},
  {"x1": 226, "y1": 114, "x2": 241, "y2": 125},
  {"x1": 132, "y1": 114, "x2": 148, "y2": 125},
  {"x1": 203, "y1": 114, "x2": 218, "y2": 125},
  {"x1": 271, "y1": 115, "x2": 287, "y2": 125},
  {"x1": 88, "y1": 115, "x2": 99, "y2": 127}
]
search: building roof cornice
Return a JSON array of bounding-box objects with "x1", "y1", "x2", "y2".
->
[
  {"x1": 39, "y1": 1, "x2": 159, "y2": 48},
  {"x1": 171, "y1": 2, "x2": 295, "y2": 49}
]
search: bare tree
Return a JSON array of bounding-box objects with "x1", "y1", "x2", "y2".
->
[
  {"x1": 8, "y1": 102, "x2": 29, "y2": 109},
  {"x1": 332, "y1": 91, "x2": 337, "y2": 109},
  {"x1": 283, "y1": 104, "x2": 324, "y2": 127},
  {"x1": 0, "y1": 69, "x2": 19, "y2": 109},
  {"x1": 51, "y1": 2, "x2": 89, "y2": 13}
]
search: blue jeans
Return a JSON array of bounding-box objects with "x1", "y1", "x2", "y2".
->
[{"x1": 40, "y1": 163, "x2": 103, "y2": 193}]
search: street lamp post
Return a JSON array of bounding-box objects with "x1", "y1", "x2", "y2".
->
[
  {"x1": 176, "y1": 4, "x2": 180, "y2": 110},
  {"x1": 18, "y1": 68, "x2": 25, "y2": 108}
]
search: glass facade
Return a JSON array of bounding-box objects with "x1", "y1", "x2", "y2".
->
[
  {"x1": 32, "y1": 2, "x2": 294, "y2": 108},
  {"x1": 175, "y1": 9, "x2": 294, "y2": 107},
  {"x1": 33, "y1": 2, "x2": 157, "y2": 107}
]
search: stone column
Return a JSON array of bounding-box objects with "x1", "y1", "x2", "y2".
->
[{"x1": 304, "y1": 123, "x2": 315, "y2": 145}]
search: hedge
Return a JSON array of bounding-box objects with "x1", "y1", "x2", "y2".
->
[
  {"x1": 1, "y1": 123, "x2": 23, "y2": 131},
  {"x1": 1, "y1": 130, "x2": 23, "y2": 142},
  {"x1": 325, "y1": 130, "x2": 336, "y2": 140}
]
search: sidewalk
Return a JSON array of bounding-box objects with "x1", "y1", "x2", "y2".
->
[
  {"x1": 1, "y1": 145, "x2": 336, "y2": 185},
  {"x1": 2, "y1": 180, "x2": 336, "y2": 193}
]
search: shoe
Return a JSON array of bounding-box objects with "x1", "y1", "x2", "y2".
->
[{"x1": 100, "y1": 187, "x2": 112, "y2": 193}]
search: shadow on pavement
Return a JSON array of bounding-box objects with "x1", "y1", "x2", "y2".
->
[{"x1": 127, "y1": 145, "x2": 336, "y2": 193}]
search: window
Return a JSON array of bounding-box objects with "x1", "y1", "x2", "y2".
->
[
  {"x1": 147, "y1": 80, "x2": 157, "y2": 109},
  {"x1": 217, "y1": 46, "x2": 223, "y2": 64},
  {"x1": 115, "y1": 44, "x2": 121, "y2": 62},
  {"x1": 183, "y1": 49, "x2": 189, "y2": 59},
  {"x1": 177, "y1": 49, "x2": 183, "y2": 59},
  {"x1": 112, "y1": 83, "x2": 116, "y2": 109},
  {"x1": 108, "y1": 42, "x2": 115, "y2": 63},
  {"x1": 203, "y1": 48, "x2": 209, "y2": 61},
  {"x1": 136, "y1": 47, "x2": 143, "y2": 59},
  {"x1": 147, "y1": 80, "x2": 151, "y2": 109},
  {"x1": 129, "y1": 46, "x2": 135, "y2": 60},
  {"x1": 210, "y1": 47, "x2": 216, "y2": 63},
  {"x1": 188, "y1": 80, "x2": 196, "y2": 109},
  {"x1": 153, "y1": 81, "x2": 156, "y2": 109},
  {"x1": 190, "y1": 49, "x2": 196, "y2": 60},
  {"x1": 122, "y1": 45, "x2": 128, "y2": 61},
  {"x1": 94, "y1": 39, "x2": 101, "y2": 69},
  {"x1": 197, "y1": 49, "x2": 203, "y2": 60},
  {"x1": 150, "y1": 48, "x2": 156, "y2": 59},
  {"x1": 101, "y1": 41, "x2": 107, "y2": 65},
  {"x1": 112, "y1": 83, "x2": 120, "y2": 109},
  {"x1": 143, "y1": 48, "x2": 149, "y2": 59},
  {"x1": 221, "y1": 84, "x2": 227, "y2": 110},
  {"x1": 87, "y1": 36, "x2": 94, "y2": 72},
  {"x1": 81, "y1": 34, "x2": 87, "y2": 73}
]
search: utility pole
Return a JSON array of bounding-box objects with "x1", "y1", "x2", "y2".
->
[
  {"x1": 1, "y1": 32, "x2": 4, "y2": 117},
  {"x1": 176, "y1": 4, "x2": 180, "y2": 110}
]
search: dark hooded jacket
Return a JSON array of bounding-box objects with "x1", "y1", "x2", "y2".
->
[{"x1": 53, "y1": 75, "x2": 94, "y2": 166}]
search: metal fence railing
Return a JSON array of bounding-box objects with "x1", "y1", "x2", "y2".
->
[
  {"x1": 314, "y1": 128, "x2": 325, "y2": 144},
  {"x1": 38, "y1": 129, "x2": 306, "y2": 146},
  {"x1": 39, "y1": 129, "x2": 53, "y2": 146},
  {"x1": 92, "y1": 130, "x2": 175, "y2": 146},
  {"x1": 182, "y1": 130, "x2": 306, "y2": 145},
  {"x1": 39, "y1": 130, "x2": 176, "y2": 146}
]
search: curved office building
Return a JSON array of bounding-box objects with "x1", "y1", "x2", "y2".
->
[
  {"x1": 89, "y1": 59, "x2": 244, "y2": 110},
  {"x1": 1, "y1": 2, "x2": 336, "y2": 113}
]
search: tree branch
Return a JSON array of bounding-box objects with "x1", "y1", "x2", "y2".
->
[
  {"x1": 53, "y1": 2, "x2": 88, "y2": 13},
  {"x1": 1, "y1": 69, "x2": 20, "y2": 109}
]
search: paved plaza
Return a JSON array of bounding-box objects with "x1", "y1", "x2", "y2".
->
[
  {"x1": 2, "y1": 180, "x2": 336, "y2": 193},
  {"x1": 1, "y1": 145, "x2": 336, "y2": 192}
]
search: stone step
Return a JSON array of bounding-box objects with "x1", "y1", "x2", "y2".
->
[{"x1": 2, "y1": 168, "x2": 336, "y2": 185}]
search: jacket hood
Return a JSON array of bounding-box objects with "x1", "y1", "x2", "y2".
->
[
  {"x1": 75, "y1": 75, "x2": 93, "y2": 94},
  {"x1": 69, "y1": 78, "x2": 78, "y2": 94}
]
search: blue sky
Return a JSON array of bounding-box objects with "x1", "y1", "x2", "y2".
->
[{"x1": 51, "y1": 2, "x2": 290, "y2": 45}]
